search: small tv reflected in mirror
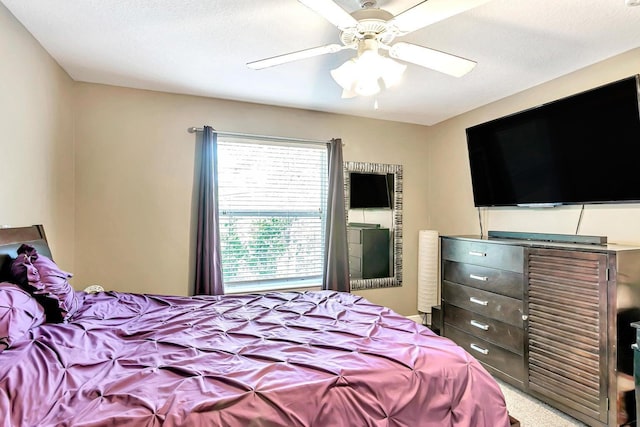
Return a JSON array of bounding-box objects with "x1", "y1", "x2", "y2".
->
[
  {"x1": 344, "y1": 162, "x2": 402, "y2": 291},
  {"x1": 349, "y1": 172, "x2": 394, "y2": 209}
]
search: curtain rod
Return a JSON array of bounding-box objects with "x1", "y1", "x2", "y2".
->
[{"x1": 187, "y1": 127, "x2": 331, "y2": 145}]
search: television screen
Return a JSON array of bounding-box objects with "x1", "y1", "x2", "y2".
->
[
  {"x1": 466, "y1": 75, "x2": 640, "y2": 207},
  {"x1": 349, "y1": 172, "x2": 394, "y2": 209}
]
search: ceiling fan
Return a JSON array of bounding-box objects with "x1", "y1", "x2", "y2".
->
[{"x1": 247, "y1": 0, "x2": 491, "y2": 98}]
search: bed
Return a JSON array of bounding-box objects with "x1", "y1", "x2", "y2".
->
[{"x1": 0, "y1": 225, "x2": 511, "y2": 426}]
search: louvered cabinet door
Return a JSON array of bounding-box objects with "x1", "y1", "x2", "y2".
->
[{"x1": 527, "y1": 248, "x2": 609, "y2": 425}]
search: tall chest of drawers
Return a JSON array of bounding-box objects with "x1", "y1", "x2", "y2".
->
[
  {"x1": 441, "y1": 236, "x2": 526, "y2": 388},
  {"x1": 440, "y1": 234, "x2": 640, "y2": 427}
]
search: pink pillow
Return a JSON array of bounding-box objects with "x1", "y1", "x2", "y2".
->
[
  {"x1": 10, "y1": 245, "x2": 80, "y2": 322},
  {"x1": 0, "y1": 282, "x2": 46, "y2": 352}
]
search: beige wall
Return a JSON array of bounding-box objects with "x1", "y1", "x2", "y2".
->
[
  {"x1": 0, "y1": 3, "x2": 75, "y2": 270},
  {"x1": 1, "y1": 0, "x2": 433, "y2": 315},
  {"x1": 73, "y1": 83, "x2": 432, "y2": 315},
  {"x1": 7, "y1": 0, "x2": 640, "y2": 316},
  {"x1": 428, "y1": 48, "x2": 640, "y2": 245}
]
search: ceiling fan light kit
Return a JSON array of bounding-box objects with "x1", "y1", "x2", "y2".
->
[
  {"x1": 331, "y1": 49, "x2": 407, "y2": 97},
  {"x1": 248, "y1": 0, "x2": 492, "y2": 97}
]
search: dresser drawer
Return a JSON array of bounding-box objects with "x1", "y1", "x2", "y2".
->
[
  {"x1": 442, "y1": 238, "x2": 524, "y2": 273},
  {"x1": 347, "y1": 228, "x2": 361, "y2": 244},
  {"x1": 443, "y1": 281, "x2": 524, "y2": 327},
  {"x1": 445, "y1": 326, "x2": 525, "y2": 382},
  {"x1": 444, "y1": 304, "x2": 524, "y2": 354},
  {"x1": 443, "y1": 260, "x2": 523, "y2": 299},
  {"x1": 348, "y1": 255, "x2": 361, "y2": 276},
  {"x1": 348, "y1": 243, "x2": 362, "y2": 257}
]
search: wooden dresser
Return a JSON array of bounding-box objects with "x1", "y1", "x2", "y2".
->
[
  {"x1": 347, "y1": 225, "x2": 390, "y2": 279},
  {"x1": 440, "y1": 234, "x2": 640, "y2": 427},
  {"x1": 441, "y1": 237, "x2": 526, "y2": 388}
]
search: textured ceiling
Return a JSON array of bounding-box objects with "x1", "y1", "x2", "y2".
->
[{"x1": 3, "y1": 0, "x2": 640, "y2": 126}]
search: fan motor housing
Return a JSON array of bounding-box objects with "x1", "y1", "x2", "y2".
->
[{"x1": 341, "y1": 8, "x2": 397, "y2": 46}]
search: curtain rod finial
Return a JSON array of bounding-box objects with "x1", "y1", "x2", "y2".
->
[{"x1": 188, "y1": 127, "x2": 199, "y2": 133}]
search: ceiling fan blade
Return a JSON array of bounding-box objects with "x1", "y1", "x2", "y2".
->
[
  {"x1": 247, "y1": 44, "x2": 344, "y2": 70},
  {"x1": 298, "y1": 0, "x2": 358, "y2": 29},
  {"x1": 389, "y1": 0, "x2": 492, "y2": 34},
  {"x1": 389, "y1": 42, "x2": 476, "y2": 77}
]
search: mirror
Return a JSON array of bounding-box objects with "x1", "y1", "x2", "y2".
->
[{"x1": 344, "y1": 161, "x2": 403, "y2": 290}]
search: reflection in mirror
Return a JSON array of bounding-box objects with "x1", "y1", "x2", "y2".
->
[{"x1": 344, "y1": 162, "x2": 402, "y2": 290}]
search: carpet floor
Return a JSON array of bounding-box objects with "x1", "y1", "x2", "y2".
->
[{"x1": 498, "y1": 380, "x2": 587, "y2": 426}]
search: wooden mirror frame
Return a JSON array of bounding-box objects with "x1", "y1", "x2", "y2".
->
[{"x1": 344, "y1": 161, "x2": 403, "y2": 290}]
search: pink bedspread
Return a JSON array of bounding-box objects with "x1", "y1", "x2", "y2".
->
[{"x1": 0, "y1": 291, "x2": 509, "y2": 426}]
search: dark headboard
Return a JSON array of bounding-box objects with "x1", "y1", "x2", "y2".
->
[{"x1": 0, "y1": 225, "x2": 52, "y2": 283}]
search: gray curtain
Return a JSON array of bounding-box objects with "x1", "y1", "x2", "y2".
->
[
  {"x1": 322, "y1": 138, "x2": 350, "y2": 292},
  {"x1": 194, "y1": 126, "x2": 224, "y2": 295}
]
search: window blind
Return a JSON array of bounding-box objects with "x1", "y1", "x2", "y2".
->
[{"x1": 217, "y1": 139, "x2": 328, "y2": 291}]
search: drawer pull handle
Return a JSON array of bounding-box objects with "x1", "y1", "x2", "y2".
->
[
  {"x1": 469, "y1": 297, "x2": 488, "y2": 306},
  {"x1": 470, "y1": 343, "x2": 489, "y2": 355},
  {"x1": 469, "y1": 274, "x2": 488, "y2": 281},
  {"x1": 470, "y1": 320, "x2": 489, "y2": 331},
  {"x1": 468, "y1": 251, "x2": 486, "y2": 257}
]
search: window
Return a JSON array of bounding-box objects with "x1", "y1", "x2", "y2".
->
[{"x1": 217, "y1": 138, "x2": 328, "y2": 293}]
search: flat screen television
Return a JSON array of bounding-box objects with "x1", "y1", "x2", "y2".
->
[
  {"x1": 466, "y1": 75, "x2": 640, "y2": 207},
  {"x1": 349, "y1": 172, "x2": 394, "y2": 209}
]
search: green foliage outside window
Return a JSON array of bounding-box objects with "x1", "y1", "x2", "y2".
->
[
  {"x1": 221, "y1": 216, "x2": 293, "y2": 281},
  {"x1": 251, "y1": 217, "x2": 292, "y2": 276},
  {"x1": 221, "y1": 217, "x2": 246, "y2": 280}
]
